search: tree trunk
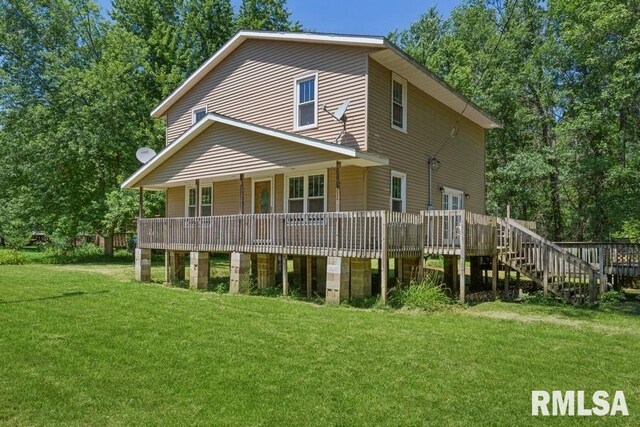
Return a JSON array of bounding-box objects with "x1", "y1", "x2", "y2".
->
[{"x1": 103, "y1": 234, "x2": 114, "y2": 257}]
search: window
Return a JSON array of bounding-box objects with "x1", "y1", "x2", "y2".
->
[
  {"x1": 187, "y1": 188, "x2": 197, "y2": 217},
  {"x1": 294, "y1": 74, "x2": 317, "y2": 130},
  {"x1": 391, "y1": 171, "x2": 406, "y2": 212},
  {"x1": 288, "y1": 176, "x2": 305, "y2": 213},
  {"x1": 442, "y1": 187, "x2": 464, "y2": 210},
  {"x1": 200, "y1": 186, "x2": 212, "y2": 216},
  {"x1": 391, "y1": 74, "x2": 407, "y2": 132},
  {"x1": 286, "y1": 172, "x2": 326, "y2": 213},
  {"x1": 186, "y1": 185, "x2": 213, "y2": 217},
  {"x1": 192, "y1": 106, "x2": 207, "y2": 124}
]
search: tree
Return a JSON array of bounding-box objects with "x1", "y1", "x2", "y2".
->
[
  {"x1": 392, "y1": 0, "x2": 640, "y2": 241},
  {"x1": 235, "y1": 0, "x2": 300, "y2": 32}
]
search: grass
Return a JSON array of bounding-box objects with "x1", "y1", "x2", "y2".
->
[{"x1": 1, "y1": 262, "x2": 640, "y2": 425}]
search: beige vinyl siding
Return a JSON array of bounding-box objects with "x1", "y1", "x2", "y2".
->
[
  {"x1": 166, "y1": 186, "x2": 185, "y2": 217},
  {"x1": 213, "y1": 180, "x2": 240, "y2": 215},
  {"x1": 165, "y1": 39, "x2": 371, "y2": 150},
  {"x1": 274, "y1": 174, "x2": 284, "y2": 213},
  {"x1": 139, "y1": 123, "x2": 348, "y2": 187},
  {"x1": 367, "y1": 58, "x2": 486, "y2": 214}
]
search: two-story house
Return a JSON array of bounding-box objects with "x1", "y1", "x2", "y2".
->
[{"x1": 123, "y1": 30, "x2": 505, "y2": 304}]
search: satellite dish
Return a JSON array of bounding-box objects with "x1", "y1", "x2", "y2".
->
[
  {"x1": 320, "y1": 99, "x2": 351, "y2": 143},
  {"x1": 333, "y1": 99, "x2": 350, "y2": 122},
  {"x1": 136, "y1": 147, "x2": 157, "y2": 164}
]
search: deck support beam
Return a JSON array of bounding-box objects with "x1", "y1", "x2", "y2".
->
[
  {"x1": 491, "y1": 255, "x2": 498, "y2": 297},
  {"x1": 306, "y1": 256, "x2": 313, "y2": 297},
  {"x1": 350, "y1": 258, "x2": 372, "y2": 299},
  {"x1": 282, "y1": 255, "x2": 289, "y2": 296},
  {"x1": 189, "y1": 251, "x2": 209, "y2": 290},
  {"x1": 316, "y1": 257, "x2": 327, "y2": 295},
  {"x1": 230, "y1": 252, "x2": 251, "y2": 294},
  {"x1": 135, "y1": 248, "x2": 151, "y2": 282},
  {"x1": 326, "y1": 256, "x2": 350, "y2": 304},
  {"x1": 165, "y1": 251, "x2": 185, "y2": 283},
  {"x1": 256, "y1": 253, "x2": 275, "y2": 289}
]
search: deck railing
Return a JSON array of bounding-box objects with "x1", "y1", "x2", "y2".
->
[
  {"x1": 139, "y1": 210, "x2": 504, "y2": 259},
  {"x1": 499, "y1": 218, "x2": 599, "y2": 301},
  {"x1": 138, "y1": 211, "x2": 429, "y2": 259},
  {"x1": 554, "y1": 242, "x2": 640, "y2": 278}
]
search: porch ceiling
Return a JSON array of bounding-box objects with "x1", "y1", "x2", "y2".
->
[{"x1": 121, "y1": 113, "x2": 388, "y2": 190}]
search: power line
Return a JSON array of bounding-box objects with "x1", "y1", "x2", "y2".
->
[{"x1": 432, "y1": 0, "x2": 518, "y2": 159}]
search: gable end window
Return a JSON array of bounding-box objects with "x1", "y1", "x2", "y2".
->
[
  {"x1": 192, "y1": 106, "x2": 207, "y2": 124},
  {"x1": 294, "y1": 74, "x2": 318, "y2": 130},
  {"x1": 391, "y1": 74, "x2": 407, "y2": 132},
  {"x1": 391, "y1": 171, "x2": 406, "y2": 212}
]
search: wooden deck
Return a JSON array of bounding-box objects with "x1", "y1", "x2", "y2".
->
[{"x1": 137, "y1": 210, "x2": 499, "y2": 259}]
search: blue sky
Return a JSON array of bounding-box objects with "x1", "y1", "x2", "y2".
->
[{"x1": 96, "y1": 0, "x2": 459, "y2": 36}]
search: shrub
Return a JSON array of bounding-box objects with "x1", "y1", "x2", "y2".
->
[
  {"x1": 521, "y1": 291, "x2": 563, "y2": 306},
  {"x1": 0, "y1": 250, "x2": 29, "y2": 265},
  {"x1": 41, "y1": 243, "x2": 105, "y2": 264},
  {"x1": 599, "y1": 290, "x2": 626, "y2": 307},
  {"x1": 388, "y1": 273, "x2": 451, "y2": 312}
]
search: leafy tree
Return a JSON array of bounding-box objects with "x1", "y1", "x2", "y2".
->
[{"x1": 235, "y1": 0, "x2": 300, "y2": 32}]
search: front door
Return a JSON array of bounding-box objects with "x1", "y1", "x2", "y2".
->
[
  {"x1": 254, "y1": 179, "x2": 272, "y2": 214},
  {"x1": 253, "y1": 179, "x2": 273, "y2": 243}
]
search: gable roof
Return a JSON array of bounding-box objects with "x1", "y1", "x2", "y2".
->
[
  {"x1": 150, "y1": 30, "x2": 502, "y2": 130},
  {"x1": 121, "y1": 112, "x2": 389, "y2": 189}
]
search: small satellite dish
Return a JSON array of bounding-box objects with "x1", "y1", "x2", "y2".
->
[
  {"x1": 333, "y1": 99, "x2": 350, "y2": 122},
  {"x1": 321, "y1": 99, "x2": 351, "y2": 143},
  {"x1": 136, "y1": 147, "x2": 157, "y2": 164}
]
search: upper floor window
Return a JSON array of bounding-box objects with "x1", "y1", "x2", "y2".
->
[
  {"x1": 391, "y1": 171, "x2": 406, "y2": 212},
  {"x1": 294, "y1": 73, "x2": 317, "y2": 130},
  {"x1": 391, "y1": 74, "x2": 407, "y2": 132},
  {"x1": 186, "y1": 185, "x2": 213, "y2": 216},
  {"x1": 286, "y1": 171, "x2": 325, "y2": 213},
  {"x1": 192, "y1": 106, "x2": 207, "y2": 124}
]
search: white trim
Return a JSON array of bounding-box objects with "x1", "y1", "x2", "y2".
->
[
  {"x1": 251, "y1": 176, "x2": 274, "y2": 213},
  {"x1": 391, "y1": 73, "x2": 407, "y2": 133},
  {"x1": 293, "y1": 72, "x2": 319, "y2": 131},
  {"x1": 192, "y1": 105, "x2": 207, "y2": 124},
  {"x1": 121, "y1": 113, "x2": 388, "y2": 189},
  {"x1": 441, "y1": 186, "x2": 464, "y2": 210},
  {"x1": 185, "y1": 186, "x2": 196, "y2": 217},
  {"x1": 390, "y1": 170, "x2": 406, "y2": 212},
  {"x1": 284, "y1": 169, "x2": 328, "y2": 213}
]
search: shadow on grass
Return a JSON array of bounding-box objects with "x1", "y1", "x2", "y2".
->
[{"x1": 0, "y1": 290, "x2": 109, "y2": 305}]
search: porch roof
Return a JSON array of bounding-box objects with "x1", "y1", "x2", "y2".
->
[{"x1": 121, "y1": 113, "x2": 389, "y2": 190}]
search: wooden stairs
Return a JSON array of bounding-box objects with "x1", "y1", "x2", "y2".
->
[{"x1": 496, "y1": 218, "x2": 600, "y2": 303}]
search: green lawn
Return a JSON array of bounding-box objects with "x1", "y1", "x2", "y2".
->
[{"x1": 1, "y1": 263, "x2": 639, "y2": 425}]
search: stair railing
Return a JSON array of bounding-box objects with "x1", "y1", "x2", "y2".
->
[{"x1": 497, "y1": 218, "x2": 600, "y2": 303}]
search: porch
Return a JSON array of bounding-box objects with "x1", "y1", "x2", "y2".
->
[{"x1": 135, "y1": 209, "x2": 499, "y2": 303}]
